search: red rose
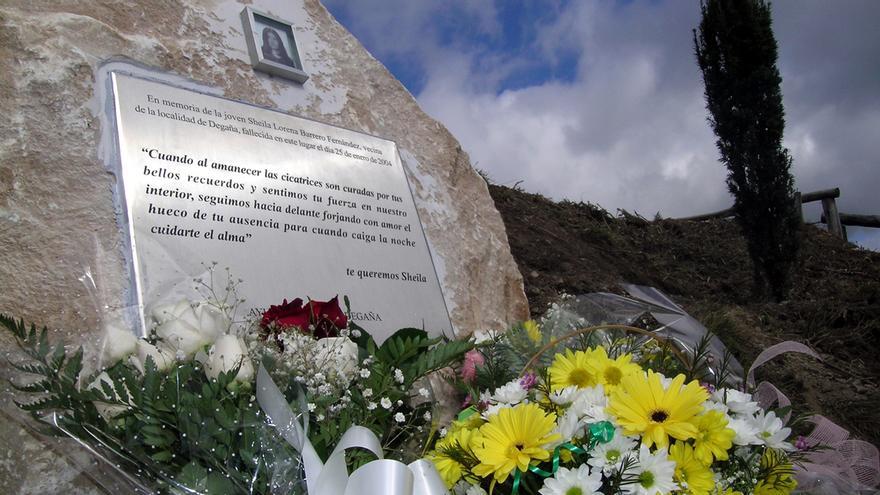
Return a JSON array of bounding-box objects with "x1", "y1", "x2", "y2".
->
[
  {"x1": 260, "y1": 296, "x2": 347, "y2": 339},
  {"x1": 261, "y1": 298, "x2": 308, "y2": 330}
]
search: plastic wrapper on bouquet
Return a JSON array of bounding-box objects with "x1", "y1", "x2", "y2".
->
[
  {"x1": 533, "y1": 284, "x2": 745, "y2": 386},
  {"x1": 2, "y1": 261, "x2": 469, "y2": 494},
  {"x1": 432, "y1": 287, "x2": 879, "y2": 495},
  {"x1": 3, "y1": 264, "x2": 307, "y2": 494}
]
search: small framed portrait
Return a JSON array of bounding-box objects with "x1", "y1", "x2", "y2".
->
[{"x1": 241, "y1": 7, "x2": 308, "y2": 84}]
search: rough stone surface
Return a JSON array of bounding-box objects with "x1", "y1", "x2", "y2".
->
[{"x1": 0, "y1": 0, "x2": 528, "y2": 491}]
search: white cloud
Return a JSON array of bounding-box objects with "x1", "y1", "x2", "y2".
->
[
  {"x1": 417, "y1": 1, "x2": 728, "y2": 218},
  {"x1": 325, "y1": 0, "x2": 880, "y2": 247}
]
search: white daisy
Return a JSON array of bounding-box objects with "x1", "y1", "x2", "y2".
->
[
  {"x1": 713, "y1": 388, "x2": 760, "y2": 417},
  {"x1": 553, "y1": 410, "x2": 581, "y2": 445},
  {"x1": 492, "y1": 379, "x2": 528, "y2": 404},
  {"x1": 549, "y1": 385, "x2": 580, "y2": 406},
  {"x1": 622, "y1": 445, "x2": 676, "y2": 495},
  {"x1": 728, "y1": 415, "x2": 760, "y2": 445},
  {"x1": 539, "y1": 464, "x2": 603, "y2": 495},
  {"x1": 481, "y1": 402, "x2": 512, "y2": 420},
  {"x1": 587, "y1": 430, "x2": 637, "y2": 475},
  {"x1": 454, "y1": 483, "x2": 487, "y2": 495},
  {"x1": 570, "y1": 384, "x2": 608, "y2": 423},
  {"x1": 752, "y1": 410, "x2": 794, "y2": 450},
  {"x1": 701, "y1": 398, "x2": 729, "y2": 415}
]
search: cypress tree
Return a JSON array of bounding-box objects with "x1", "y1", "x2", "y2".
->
[{"x1": 694, "y1": 0, "x2": 801, "y2": 300}]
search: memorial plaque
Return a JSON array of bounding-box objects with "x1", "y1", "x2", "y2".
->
[{"x1": 110, "y1": 73, "x2": 452, "y2": 342}]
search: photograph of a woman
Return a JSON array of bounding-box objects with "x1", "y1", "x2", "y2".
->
[
  {"x1": 242, "y1": 7, "x2": 308, "y2": 83},
  {"x1": 261, "y1": 27, "x2": 296, "y2": 67}
]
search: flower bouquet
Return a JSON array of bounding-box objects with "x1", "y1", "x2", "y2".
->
[
  {"x1": 427, "y1": 308, "x2": 879, "y2": 495},
  {"x1": 2, "y1": 268, "x2": 470, "y2": 494}
]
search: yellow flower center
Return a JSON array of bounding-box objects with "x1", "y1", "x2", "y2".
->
[
  {"x1": 565, "y1": 488, "x2": 584, "y2": 495},
  {"x1": 568, "y1": 369, "x2": 592, "y2": 387},
  {"x1": 639, "y1": 470, "x2": 655, "y2": 488},
  {"x1": 604, "y1": 366, "x2": 623, "y2": 384}
]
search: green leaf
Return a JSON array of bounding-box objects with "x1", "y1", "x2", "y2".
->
[
  {"x1": 177, "y1": 462, "x2": 208, "y2": 491},
  {"x1": 37, "y1": 328, "x2": 51, "y2": 359},
  {"x1": 10, "y1": 379, "x2": 51, "y2": 393},
  {"x1": 150, "y1": 450, "x2": 172, "y2": 462},
  {"x1": 213, "y1": 406, "x2": 235, "y2": 431},
  {"x1": 0, "y1": 314, "x2": 28, "y2": 340},
  {"x1": 49, "y1": 343, "x2": 66, "y2": 372},
  {"x1": 100, "y1": 379, "x2": 115, "y2": 399},
  {"x1": 16, "y1": 396, "x2": 62, "y2": 412},
  {"x1": 407, "y1": 339, "x2": 473, "y2": 380},
  {"x1": 375, "y1": 328, "x2": 435, "y2": 365},
  {"x1": 205, "y1": 472, "x2": 236, "y2": 493},
  {"x1": 9, "y1": 361, "x2": 52, "y2": 376},
  {"x1": 60, "y1": 348, "x2": 83, "y2": 386}
]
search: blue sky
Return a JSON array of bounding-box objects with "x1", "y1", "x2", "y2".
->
[{"x1": 323, "y1": 0, "x2": 880, "y2": 251}]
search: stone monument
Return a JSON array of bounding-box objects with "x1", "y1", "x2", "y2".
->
[{"x1": 0, "y1": 0, "x2": 529, "y2": 491}]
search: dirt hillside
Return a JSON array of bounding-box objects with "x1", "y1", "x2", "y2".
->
[{"x1": 489, "y1": 183, "x2": 880, "y2": 447}]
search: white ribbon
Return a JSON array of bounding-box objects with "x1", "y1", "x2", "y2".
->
[{"x1": 256, "y1": 366, "x2": 448, "y2": 495}]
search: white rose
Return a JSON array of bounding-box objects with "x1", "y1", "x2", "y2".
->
[
  {"x1": 151, "y1": 301, "x2": 228, "y2": 358},
  {"x1": 99, "y1": 319, "x2": 137, "y2": 366},
  {"x1": 314, "y1": 337, "x2": 359, "y2": 376},
  {"x1": 204, "y1": 334, "x2": 255, "y2": 384},
  {"x1": 129, "y1": 340, "x2": 175, "y2": 373},
  {"x1": 87, "y1": 372, "x2": 131, "y2": 419}
]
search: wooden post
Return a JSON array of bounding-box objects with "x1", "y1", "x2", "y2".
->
[
  {"x1": 801, "y1": 187, "x2": 840, "y2": 203},
  {"x1": 793, "y1": 191, "x2": 803, "y2": 223},
  {"x1": 837, "y1": 213, "x2": 880, "y2": 228},
  {"x1": 821, "y1": 197, "x2": 845, "y2": 240}
]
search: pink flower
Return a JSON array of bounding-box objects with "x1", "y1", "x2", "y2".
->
[
  {"x1": 460, "y1": 350, "x2": 485, "y2": 383},
  {"x1": 519, "y1": 372, "x2": 537, "y2": 390},
  {"x1": 795, "y1": 435, "x2": 808, "y2": 450}
]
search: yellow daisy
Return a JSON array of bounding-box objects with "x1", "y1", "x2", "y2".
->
[
  {"x1": 430, "y1": 427, "x2": 480, "y2": 488},
  {"x1": 548, "y1": 348, "x2": 602, "y2": 390},
  {"x1": 523, "y1": 320, "x2": 542, "y2": 345},
  {"x1": 472, "y1": 403, "x2": 561, "y2": 483},
  {"x1": 584, "y1": 346, "x2": 642, "y2": 392},
  {"x1": 606, "y1": 370, "x2": 708, "y2": 449},
  {"x1": 692, "y1": 410, "x2": 736, "y2": 465},
  {"x1": 669, "y1": 441, "x2": 715, "y2": 495}
]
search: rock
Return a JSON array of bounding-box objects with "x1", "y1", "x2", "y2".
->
[{"x1": 0, "y1": 0, "x2": 528, "y2": 491}]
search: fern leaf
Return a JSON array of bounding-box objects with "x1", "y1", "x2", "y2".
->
[
  {"x1": 408, "y1": 339, "x2": 472, "y2": 379},
  {"x1": 10, "y1": 379, "x2": 51, "y2": 393}
]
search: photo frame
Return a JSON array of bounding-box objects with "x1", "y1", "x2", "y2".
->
[{"x1": 241, "y1": 7, "x2": 308, "y2": 84}]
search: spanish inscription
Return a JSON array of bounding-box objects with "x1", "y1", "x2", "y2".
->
[{"x1": 112, "y1": 74, "x2": 452, "y2": 341}]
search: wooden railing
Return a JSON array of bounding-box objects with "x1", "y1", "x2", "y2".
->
[{"x1": 678, "y1": 188, "x2": 877, "y2": 241}]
